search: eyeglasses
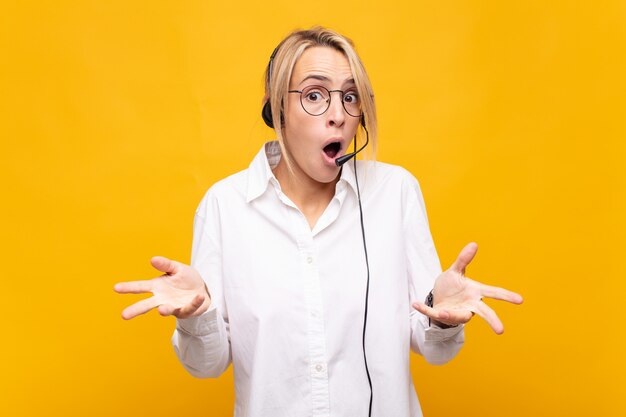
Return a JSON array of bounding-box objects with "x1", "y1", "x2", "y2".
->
[{"x1": 288, "y1": 85, "x2": 362, "y2": 118}]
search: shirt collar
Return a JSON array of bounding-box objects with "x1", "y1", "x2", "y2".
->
[
  {"x1": 245, "y1": 140, "x2": 360, "y2": 203},
  {"x1": 338, "y1": 157, "x2": 359, "y2": 197}
]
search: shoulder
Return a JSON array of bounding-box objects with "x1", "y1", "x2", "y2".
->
[
  {"x1": 359, "y1": 160, "x2": 423, "y2": 195},
  {"x1": 358, "y1": 161, "x2": 430, "y2": 221},
  {"x1": 208, "y1": 169, "x2": 248, "y2": 197},
  {"x1": 194, "y1": 168, "x2": 249, "y2": 216}
]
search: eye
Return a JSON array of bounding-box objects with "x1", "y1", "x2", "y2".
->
[
  {"x1": 343, "y1": 91, "x2": 359, "y2": 104},
  {"x1": 303, "y1": 88, "x2": 327, "y2": 103},
  {"x1": 305, "y1": 91, "x2": 322, "y2": 102},
  {"x1": 301, "y1": 86, "x2": 329, "y2": 103}
]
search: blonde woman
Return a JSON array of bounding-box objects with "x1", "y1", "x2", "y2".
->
[{"x1": 115, "y1": 27, "x2": 523, "y2": 417}]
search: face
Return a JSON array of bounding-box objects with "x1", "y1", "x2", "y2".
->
[{"x1": 282, "y1": 46, "x2": 361, "y2": 185}]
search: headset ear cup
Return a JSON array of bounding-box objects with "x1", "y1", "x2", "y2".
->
[{"x1": 262, "y1": 101, "x2": 274, "y2": 128}]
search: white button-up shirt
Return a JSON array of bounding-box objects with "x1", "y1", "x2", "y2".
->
[{"x1": 172, "y1": 141, "x2": 464, "y2": 417}]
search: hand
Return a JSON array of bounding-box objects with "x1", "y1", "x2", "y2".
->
[
  {"x1": 114, "y1": 256, "x2": 211, "y2": 320},
  {"x1": 412, "y1": 242, "x2": 523, "y2": 334}
]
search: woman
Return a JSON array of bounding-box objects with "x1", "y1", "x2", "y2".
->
[{"x1": 115, "y1": 27, "x2": 523, "y2": 417}]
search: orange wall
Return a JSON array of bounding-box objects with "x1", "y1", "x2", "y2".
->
[{"x1": 1, "y1": 1, "x2": 624, "y2": 416}]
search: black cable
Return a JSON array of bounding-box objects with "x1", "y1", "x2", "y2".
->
[{"x1": 353, "y1": 130, "x2": 373, "y2": 417}]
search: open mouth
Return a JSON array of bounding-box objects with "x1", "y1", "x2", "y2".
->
[{"x1": 323, "y1": 142, "x2": 341, "y2": 159}]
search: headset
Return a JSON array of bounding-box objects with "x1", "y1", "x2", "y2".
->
[{"x1": 262, "y1": 46, "x2": 374, "y2": 417}]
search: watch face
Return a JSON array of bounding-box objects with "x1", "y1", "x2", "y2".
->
[{"x1": 426, "y1": 291, "x2": 434, "y2": 308}]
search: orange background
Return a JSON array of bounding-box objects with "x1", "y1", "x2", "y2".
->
[{"x1": 1, "y1": 1, "x2": 624, "y2": 416}]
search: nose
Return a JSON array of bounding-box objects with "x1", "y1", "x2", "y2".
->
[{"x1": 326, "y1": 91, "x2": 346, "y2": 128}]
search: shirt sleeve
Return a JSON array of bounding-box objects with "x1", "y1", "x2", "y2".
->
[
  {"x1": 171, "y1": 191, "x2": 232, "y2": 378},
  {"x1": 402, "y1": 170, "x2": 465, "y2": 365}
]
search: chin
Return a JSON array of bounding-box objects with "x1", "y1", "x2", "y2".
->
[{"x1": 312, "y1": 167, "x2": 341, "y2": 184}]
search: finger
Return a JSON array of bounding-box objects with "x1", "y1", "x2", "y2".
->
[
  {"x1": 151, "y1": 256, "x2": 181, "y2": 275},
  {"x1": 158, "y1": 295, "x2": 205, "y2": 318},
  {"x1": 450, "y1": 242, "x2": 478, "y2": 274},
  {"x1": 440, "y1": 308, "x2": 474, "y2": 325},
  {"x1": 412, "y1": 302, "x2": 452, "y2": 322},
  {"x1": 480, "y1": 283, "x2": 524, "y2": 304},
  {"x1": 471, "y1": 300, "x2": 505, "y2": 335},
  {"x1": 157, "y1": 303, "x2": 178, "y2": 317},
  {"x1": 174, "y1": 294, "x2": 206, "y2": 319},
  {"x1": 121, "y1": 297, "x2": 159, "y2": 320},
  {"x1": 114, "y1": 280, "x2": 153, "y2": 294},
  {"x1": 413, "y1": 302, "x2": 474, "y2": 326}
]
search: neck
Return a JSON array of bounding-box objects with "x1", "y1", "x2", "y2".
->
[{"x1": 272, "y1": 159, "x2": 339, "y2": 229}]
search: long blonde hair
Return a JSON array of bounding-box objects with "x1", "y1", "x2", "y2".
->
[{"x1": 263, "y1": 27, "x2": 377, "y2": 169}]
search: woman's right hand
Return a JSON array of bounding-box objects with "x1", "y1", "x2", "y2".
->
[{"x1": 114, "y1": 256, "x2": 211, "y2": 320}]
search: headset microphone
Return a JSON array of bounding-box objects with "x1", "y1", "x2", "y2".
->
[{"x1": 335, "y1": 122, "x2": 369, "y2": 167}]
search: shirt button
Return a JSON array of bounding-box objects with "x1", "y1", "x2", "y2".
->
[
  {"x1": 306, "y1": 256, "x2": 313, "y2": 264},
  {"x1": 315, "y1": 364, "x2": 323, "y2": 372}
]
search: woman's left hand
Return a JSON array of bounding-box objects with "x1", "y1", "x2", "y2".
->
[{"x1": 412, "y1": 242, "x2": 523, "y2": 334}]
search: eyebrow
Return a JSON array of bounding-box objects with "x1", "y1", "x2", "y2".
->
[{"x1": 299, "y1": 74, "x2": 356, "y2": 86}]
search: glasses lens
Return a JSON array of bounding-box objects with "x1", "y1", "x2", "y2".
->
[
  {"x1": 300, "y1": 86, "x2": 330, "y2": 116},
  {"x1": 342, "y1": 90, "x2": 361, "y2": 117}
]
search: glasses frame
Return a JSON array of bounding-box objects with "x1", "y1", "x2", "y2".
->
[{"x1": 288, "y1": 85, "x2": 362, "y2": 118}]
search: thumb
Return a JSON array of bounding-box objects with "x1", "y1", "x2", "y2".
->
[
  {"x1": 450, "y1": 242, "x2": 478, "y2": 274},
  {"x1": 151, "y1": 256, "x2": 181, "y2": 275}
]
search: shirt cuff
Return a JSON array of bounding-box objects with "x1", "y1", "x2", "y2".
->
[
  {"x1": 176, "y1": 305, "x2": 219, "y2": 337},
  {"x1": 418, "y1": 313, "x2": 463, "y2": 340},
  {"x1": 424, "y1": 322, "x2": 464, "y2": 342}
]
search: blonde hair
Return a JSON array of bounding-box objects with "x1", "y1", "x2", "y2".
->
[{"x1": 263, "y1": 27, "x2": 377, "y2": 169}]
